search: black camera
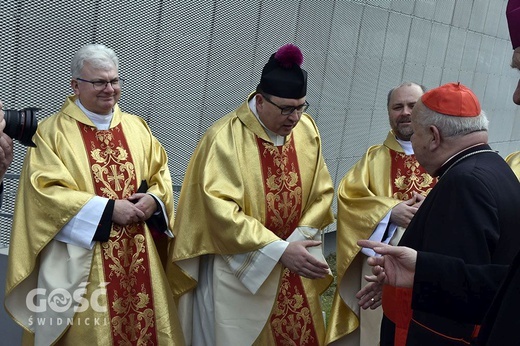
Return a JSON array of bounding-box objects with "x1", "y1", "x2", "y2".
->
[{"x1": 3, "y1": 107, "x2": 39, "y2": 147}]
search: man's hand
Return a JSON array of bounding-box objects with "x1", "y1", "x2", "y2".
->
[
  {"x1": 0, "y1": 133, "x2": 13, "y2": 181},
  {"x1": 357, "y1": 239, "x2": 417, "y2": 288},
  {"x1": 412, "y1": 192, "x2": 425, "y2": 208},
  {"x1": 356, "y1": 281, "x2": 383, "y2": 310},
  {"x1": 128, "y1": 193, "x2": 157, "y2": 220},
  {"x1": 280, "y1": 240, "x2": 329, "y2": 279},
  {"x1": 513, "y1": 47, "x2": 520, "y2": 70},
  {"x1": 0, "y1": 101, "x2": 5, "y2": 133},
  {"x1": 389, "y1": 192, "x2": 424, "y2": 228},
  {"x1": 112, "y1": 199, "x2": 146, "y2": 226}
]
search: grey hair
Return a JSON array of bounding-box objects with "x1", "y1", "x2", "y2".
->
[
  {"x1": 71, "y1": 44, "x2": 119, "y2": 78},
  {"x1": 387, "y1": 82, "x2": 427, "y2": 107},
  {"x1": 415, "y1": 101, "x2": 489, "y2": 137}
]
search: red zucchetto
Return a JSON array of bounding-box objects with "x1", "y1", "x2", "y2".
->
[{"x1": 421, "y1": 82, "x2": 481, "y2": 117}]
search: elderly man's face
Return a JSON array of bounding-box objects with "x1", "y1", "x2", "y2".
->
[
  {"x1": 513, "y1": 47, "x2": 520, "y2": 105},
  {"x1": 388, "y1": 84, "x2": 424, "y2": 141},
  {"x1": 71, "y1": 61, "x2": 121, "y2": 115}
]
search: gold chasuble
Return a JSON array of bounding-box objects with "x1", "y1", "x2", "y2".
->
[
  {"x1": 506, "y1": 151, "x2": 520, "y2": 180},
  {"x1": 5, "y1": 96, "x2": 185, "y2": 346},
  {"x1": 171, "y1": 94, "x2": 334, "y2": 346},
  {"x1": 326, "y1": 131, "x2": 436, "y2": 345}
]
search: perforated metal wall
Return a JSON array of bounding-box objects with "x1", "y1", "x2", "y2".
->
[{"x1": 0, "y1": 0, "x2": 518, "y2": 247}]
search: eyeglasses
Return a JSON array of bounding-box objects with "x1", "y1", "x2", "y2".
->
[
  {"x1": 262, "y1": 94, "x2": 309, "y2": 115},
  {"x1": 76, "y1": 77, "x2": 125, "y2": 90}
]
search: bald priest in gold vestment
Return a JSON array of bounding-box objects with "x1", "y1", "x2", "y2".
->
[
  {"x1": 170, "y1": 44, "x2": 335, "y2": 346},
  {"x1": 326, "y1": 82, "x2": 437, "y2": 346},
  {"x1": 4, "y1": 44, "x2": 186, "y2": 345}
]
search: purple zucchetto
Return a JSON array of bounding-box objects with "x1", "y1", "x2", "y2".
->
[
  {"x1": 257, "y1": 44, "x2": 308, "y2": 99},
  {"x1": 507, "y1": 0, "x2": 520, "y2": 48}
]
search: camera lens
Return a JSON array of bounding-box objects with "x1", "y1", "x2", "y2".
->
[{"x1": 3, "y1": 107, "x2": 39, "y2": 147}]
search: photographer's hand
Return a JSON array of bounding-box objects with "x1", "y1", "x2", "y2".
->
[
  {"x1": 0, "y1": 101, "x2": 5, "y2": 132},
  {"x1": 0, "y1": 133, "x2": 13, "y2": 182}
]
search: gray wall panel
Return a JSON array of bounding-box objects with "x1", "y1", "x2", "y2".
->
[
  {"x1": 316, "y1": 109, "x2": 346, "y2": 160},
  {"x1": 484, "y1": 0, "x2": 504, "y2": 37},
  {"x1": 341, "y1": 107, "x2": 372, "y2": 158},
  {"x1": 422, "y1": 65, "x2": 443, "y2": 90},
  {"x1": 0, "y1": 0, "x2": 517, "y2": 242},
  {"x1": 461, "y1": 31, "x2": 482, "y2": 75},
  {"x1": 384, "y1": 13, "x2": 412, "y2": 63},
  {"x1": 477, "y1": 35, "x2": 495, "y2": 76},
  {"x1": 427, "y1": 23, "x2": 450, "y2": 70},
  {"x1": 511, "y1": 110, "x2": 520, "y2": 141},
  {"x1": 453, "y1": 0, "x2": 474, "y2": 29},
  {"x1": 413, "y1": 0, "x2": 435, "y2": 20},
  {"x1": 375, "y1": 60, "x2": 402, "y2": 102},
  {"x1": 390, "y1": 0, "x2": 415, "y2": 15},
  {"x1": 408, "y1": 18, "x2": 433, "y2": 65},
  {"x1": 469, "y1": 0, "x2": 490, "y2": 33},
  {"x1": 433, "y1": 0, "x2": 456, "y2": 25},
  {"x1": 445, "y1": 27, "x2": 466, "y2": 70},
  {"x1": 358, "y1": 7, "x2": 387, "y2": 59},
  {"x1": 490, "y1": 40, "x2": 509, "y2": 86},
  {"x1": 367, "y1": 108, "x2": 391, "y2": 147},
  {"x1": 510, "y1": 140, "x2": 520, "y2": 151},
  {"x1": 402, "y1": 62, "x2": 426, "y2": 84},
  {"x1": 483, "y1": 73, "x2": 500, "y2": 111},
  {"x1": 366, "y1": 0, "x2": 392, "y2": 10},
  {"x1": 472, "y1": 72, "x2": 490, "y2": 100},
  {"x1": 442, "y1": 68, "x2": 463, "y2": 84},
  {"x1": 497, "y1": 0, "x2": 511, "y2": 41}
]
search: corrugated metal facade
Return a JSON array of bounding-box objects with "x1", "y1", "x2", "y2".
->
[{"x1": 0, "y1": 0, "x2": 518, "y2": 246}]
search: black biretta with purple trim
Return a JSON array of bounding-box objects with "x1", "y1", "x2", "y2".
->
[{"x1": 257, "y1": 44, "x2": 308, "y2": 99}]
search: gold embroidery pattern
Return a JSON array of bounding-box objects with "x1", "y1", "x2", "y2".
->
[
  {"x1": 90, "y1": 130, "x2": 136, "y2": 199},
  {"x1": 81, "y1": 125, "x2": 158, "y2": 345},
  {"x1": 102, "y1": 226, "x2": 155, "y2": 345},
  {"x1": 270, "y1": 269, "x2": 317, "y2": 346},
  {"x1": 256, "y1": 136, "x2": 319, "y2": 345},
  {"x1": 392, "y1": 152, "x2": 435, "y2": 200},
  {"x1": 262, "y1": 141, "x2": 302, "y2": 239}
]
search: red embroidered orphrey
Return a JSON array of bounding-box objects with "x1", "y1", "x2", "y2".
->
[
  {"x1": 80, "y1": 123, "x2": 159, "y2": 345},
  {"x1": 256, "y1": 136, "x2": 319, "y2": 345},
  {"x1": 389, "y1": 151, "x2": 436, "y2": 200}
]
